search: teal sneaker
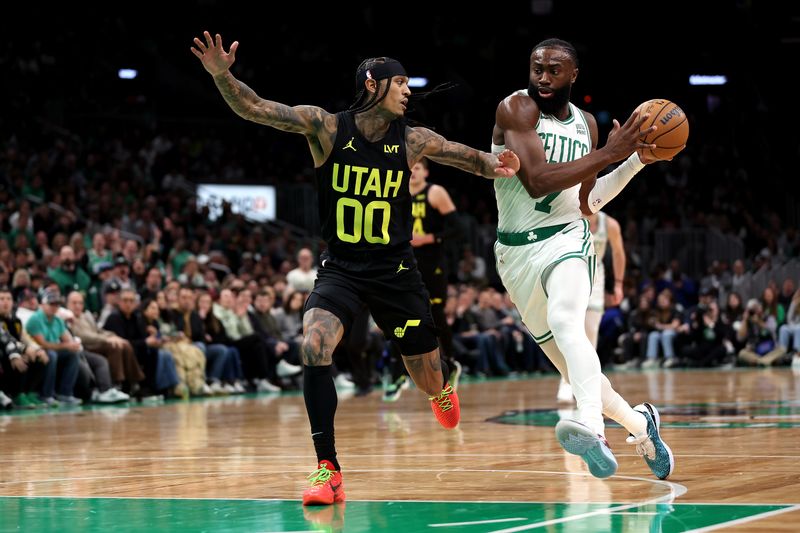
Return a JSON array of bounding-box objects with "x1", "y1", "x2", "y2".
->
[
  {"x1": 555, "y1": 419, "x2": 618, "y2": 478},
  {"x1": 627, "y1": 402, "x2": 675, "y2": 480},
  {"x1": 382, "y1": 375, "x2": 407, "y2": 403}
]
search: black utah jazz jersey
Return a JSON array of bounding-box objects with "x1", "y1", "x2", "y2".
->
[
  {"x1": 315, "y1": 111, "x2": 412, "y2": 266},
  {"x1": 411, "y1": 183, "x2": 445, "y2": 264}
]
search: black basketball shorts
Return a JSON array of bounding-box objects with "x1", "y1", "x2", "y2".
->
[{"x1": 305, "y1": 258, "x2": 438, "y2": 356}]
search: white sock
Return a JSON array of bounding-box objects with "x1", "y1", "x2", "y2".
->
[{"x1": 601, "y1": 374, "x2": 647, "y2": 437}]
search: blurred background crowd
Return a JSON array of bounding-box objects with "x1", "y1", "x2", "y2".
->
[{"x1": 2, "y1": 1, "x2": 799, "y2": 408}]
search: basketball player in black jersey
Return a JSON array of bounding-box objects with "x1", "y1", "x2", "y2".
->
[
  {"x1": 384, "y1": 158, "x2": 463, "y2": 401},
  {"x1": 192, "y1": 31, "x2": 519, "y2": 506}
]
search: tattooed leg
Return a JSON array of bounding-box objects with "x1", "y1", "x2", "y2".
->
[
  {"x1": 302, "y1": 308, "x2": 344, "y2": 366},
  {"x1": 402, "y1": 348, "x2": 444, "y2": 396}
]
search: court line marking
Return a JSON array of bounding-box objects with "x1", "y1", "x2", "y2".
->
[
  {"x1": 0, "y1": 469, "x2": 685, "y2": 499},
  {"x1": 682, "y1": 504, "x2": 800, "y2": 532},
  {"x1": 0, "y1": 495, "x2": 796, "y2": 507},
  {"x1": 486, "y1": 476, "x2": 682, "y2": 533},
  {"x1": 429, "y1": 517, "x2": 527, "y2": 527},
  {"x1": 0, "y1": 452, "x2": 798, "y2": 461}
]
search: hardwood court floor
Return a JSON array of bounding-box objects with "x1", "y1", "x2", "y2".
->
[{"x1": 1, "y1": 368, "x2": 799, "y2": 532}]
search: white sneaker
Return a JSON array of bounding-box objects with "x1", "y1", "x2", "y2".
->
[
  {"x1": 334, "y1": 373, "x2": 355, "y2": 389},
  {"x1": 195, "y1": 382, "x2": 213, "y2": 396},
  {"x1": 641, "y1": 359, "x2": 661, "y2": 370},
  {"x1": 276, "y1": 359, "x2": 303, "y2": 378},
  {"x1": 92, "y1": 389, "x2": 122, "y2": 404},
  {"x1": 256, "y1": 379, "x2": 281, "y2": 393},
  {"x1": 221, "y1": 383, "x2": 236, "y2": 394},
  {"x1": 111, "y1": 388, "x2": 130, "y2": 402},
  {"x1": 232, "y1": 381, "x2": 247, "y2": 394},
  {"x1": 209, "y1": 381, "x2": 227, "y2": 395},
  {"x1": 557, "y1": 379, "x2": 574, "y2": 403},
  {"x1": 0, "y1": 391, "x2": 12, "y2": 409}
]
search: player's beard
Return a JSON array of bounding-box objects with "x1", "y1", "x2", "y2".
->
[{"x1": 528, "y1": 83, "x2": 572, "y2": 116}]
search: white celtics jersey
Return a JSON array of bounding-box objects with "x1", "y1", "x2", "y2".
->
[{"x1": 493, "y1": 95, "x2": 592, "y2": 232}]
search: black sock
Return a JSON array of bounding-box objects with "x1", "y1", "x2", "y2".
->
[
  {"x1": 303, "y1": 365, "x2": 340, "y2": 471},
  {"x1": 440, "y1": 359, "x2": 449, "y2": 390}
]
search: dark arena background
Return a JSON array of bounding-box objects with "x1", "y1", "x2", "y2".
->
[{"x1": 2, "y1": 2, "x2": 800, "y2": 532}]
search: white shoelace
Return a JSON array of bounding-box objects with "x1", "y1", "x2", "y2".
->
[{"x1": 626, "y1": 433, "x2": 656, "y2": 460}]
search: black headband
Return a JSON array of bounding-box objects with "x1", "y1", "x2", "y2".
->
[{"x1": 356, "y1": 60, "x2": 408, "y2": 86}]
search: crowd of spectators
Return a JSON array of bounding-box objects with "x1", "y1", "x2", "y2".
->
[{"x1": 2, "y1": 3, "x2": 799, "y2": 411}]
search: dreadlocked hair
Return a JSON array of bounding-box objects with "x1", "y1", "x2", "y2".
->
[{"x1": 348, "y1": 57, "x2": 393, "y2": 114}]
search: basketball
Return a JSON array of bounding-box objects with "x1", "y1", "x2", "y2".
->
[{"x1": 636, "y1": 99, "x2": 689, "y2": 160}]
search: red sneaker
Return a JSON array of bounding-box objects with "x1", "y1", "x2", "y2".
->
[
  {"x1": 302, "y1": 460, "x2": 346, "y2": 506},
  {"x1": 429, "y1": 384, "x2": 460, "y2": 429}
]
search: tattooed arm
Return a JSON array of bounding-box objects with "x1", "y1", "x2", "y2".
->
[
  {"x1": 191, "y1": 31, "x2": 336, "y2": 165},
  {"x1": 405, "y1": 126, "x2": 520, "y2": 179}
]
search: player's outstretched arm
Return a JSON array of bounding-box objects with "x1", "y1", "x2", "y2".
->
[
  {"x1": 191, "y1": 31, "x2": 332, "y2": 137},
  {"x1": 406, "y1": 127, "x2": 519, "y2": 179}
]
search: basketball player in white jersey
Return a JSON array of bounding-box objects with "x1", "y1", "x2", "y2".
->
[
  {"x1": 491, "y1": 38, "x2": 675, "y2": 479},
  {"x1": 557, "y1": 211, "x2": 625, "y2": 402}
]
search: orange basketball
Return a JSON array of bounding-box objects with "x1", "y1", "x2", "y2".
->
[{"x1": 636, "y1": 99, "x2": 689, "y2": 160}]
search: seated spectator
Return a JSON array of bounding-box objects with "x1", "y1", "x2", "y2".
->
[
  {"x1": 680, "y1": 300, "x2": 733, "y2": 367},
  {"x1": 103, "y1": 288, "x2": 179, "y2": 398},
  {"x1": 249, "y1": 287, "x2": 302, "y2": 378},
  {"x1": 142, "y1": 297, "x2": 210, "y2": 398},
  {"x1": 172, "y1": 286, "x2": 236, "y2": 393},
  {"x1": 213, "y1": 288, "x2": 279, "y2": 392},
  {"x1": 776, "y1": 288, "x2": 800, "y2": 358},
  {"x1": 737, "y1": 299, "x2": 784, "y2": 366},
  {"x1": 0, "y1": 285, "x2": 49, "y2": 409},
  {"x1": 65, "y1": 290, "x2": 145, "y2": 394},
  {"x1": 644, "y1": 289, "x2": 681, "y2": 369},
  {"x1": 24, "y1": 289, "x2": 82, "y2": 405},
  {"x1": 196, "y1": 291, "x2": 245, "y2": 393}
]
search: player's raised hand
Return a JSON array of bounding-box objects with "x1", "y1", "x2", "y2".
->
[
  {"x1": 495, "y1": 149, "x2": 521, "y2": 178},
  {"x1": 191, "y1": 31, "x2": 238, "y2": 77}
]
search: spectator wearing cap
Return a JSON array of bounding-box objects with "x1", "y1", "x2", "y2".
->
[
  {"x1": 97, "y1": 279, "x2": 122, "y2": 329},
  {"x1": 23, "y1": 289, "x2": 82, "y2": 406},
  {"x1": 66, "y1": 290, "x2": 145, "y2": 394},
  {"x1": 109, "y1": 254, "x2": 134, "y2": 291},
  {"x1": 87, "y1": 233, "x2": 113, "y2": 274},
  {"x1": 48, "y1": 246, "x2": 91, "y2": 300}
]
